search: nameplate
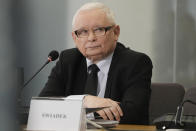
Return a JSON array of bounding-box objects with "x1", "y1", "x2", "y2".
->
[{"x1": 27, "y1": 95, "x2": 86, "y2": 131}]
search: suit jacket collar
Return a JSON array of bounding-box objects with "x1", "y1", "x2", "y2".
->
[
  {"x1": 104, "y1": 42, "x2": 126, "y2": 98},
  {"x1": 69, "y1": 49, "x2": 87, "y2": 95}
]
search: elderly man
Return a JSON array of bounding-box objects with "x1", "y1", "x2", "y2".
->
[{"x1": 39, "y1": 2, "x2": 153, "y2": 124}]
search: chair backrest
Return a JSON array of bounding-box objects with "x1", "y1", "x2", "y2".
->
[
  {"x1": 149, "y1": 83, "x2": 185, "y2": 124},
  {"x1": 183, "y1": 87, "x2": 196, "y2": 115}
]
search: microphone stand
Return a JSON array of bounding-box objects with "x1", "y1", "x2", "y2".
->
[
  {"x1": 18, "y1": 56, "x2": 55, "y2": 124},
  {"x1": 22, "y1": 57, "x2": 51, "y2": 90},
  {"x1": 174, "y1": 100, "x2": 196, "y2": 127},
  {"x1": 175, "y1": 105, "x2": 184, "y2": 126}
]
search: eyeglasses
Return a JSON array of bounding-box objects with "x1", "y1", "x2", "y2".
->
[{"x1": 74, "y1": 26, "x2": 114, "y2": 38}]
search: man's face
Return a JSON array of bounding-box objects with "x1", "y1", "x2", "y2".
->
[{"x1": 72, "y1": 9, "x2": 120, "y2": 63}]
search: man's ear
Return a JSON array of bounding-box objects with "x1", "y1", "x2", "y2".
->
[
  {"x1": 113, "y1": 25, "x2": 120, "y2": 41},
  {"x1": 72, "y1": 32, "x2": 77, "y2": 42}
]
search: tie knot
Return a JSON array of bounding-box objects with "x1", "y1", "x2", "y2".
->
[{"x1": 88, "y1": 64, "x2": 100, "y2": 73}]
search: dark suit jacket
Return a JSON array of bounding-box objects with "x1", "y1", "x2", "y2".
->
[{"x1": 39, "y1": 42, "x2": 153, "y2": 124}]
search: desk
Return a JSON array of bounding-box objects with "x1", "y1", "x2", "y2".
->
[
  {"x1": 111, "y1": 124, "x2": 156, "y2": 130},
  {"x1": 22, "y1": 124, "x2": 156, "y2": 131}
]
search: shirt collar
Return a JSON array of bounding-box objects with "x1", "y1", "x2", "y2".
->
[{"x1": 86, "y1": 52, "x2": 114, "y2": 74}]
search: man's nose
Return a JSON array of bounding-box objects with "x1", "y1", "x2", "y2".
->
[{"x1": 87, "y1": 31, "x2": 97, "y2": 41}]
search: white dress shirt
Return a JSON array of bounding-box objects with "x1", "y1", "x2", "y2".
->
[
  {"x1": 86, "y1": 53, "x2": 113, "y2": 120},
  {"x1": 86, "y1": 52, "x2": 113, "y2": 98}
]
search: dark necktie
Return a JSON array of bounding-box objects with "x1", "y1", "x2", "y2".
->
[{"x1": 84, "y1": 64, "x2": 100, "y2": 95}]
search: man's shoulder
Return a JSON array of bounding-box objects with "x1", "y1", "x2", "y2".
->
[
  {"x1": 115, "y1": 42, "x2": 151, "y2": 62},
  {"x1": 59, "y1": 48, "x2": 84, "y2": 63},
  {"x1": 112, "y1": 42, "x2": 153, "y2": 71},
  {"x1": 61, "y1": 48, "x2": 79, "y2": 55}
]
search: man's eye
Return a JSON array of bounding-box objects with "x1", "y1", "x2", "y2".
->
[
  {"x1": 94, "y1": 27, "x2": 104, "y2": 32},
  {"x1": 79, "y1": 30, "x2": 88, "y2": 35}
]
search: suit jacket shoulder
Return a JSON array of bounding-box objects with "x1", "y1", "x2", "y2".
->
[
  {"x1": 39, "y1": 48, "x2": 87, "y2": 97},
  {"x1": 113, "y1": 42, "x2": 152, "y2": 66},
  {"x1": 60, "y1": 48, "x2": 84, "y2": 64}
]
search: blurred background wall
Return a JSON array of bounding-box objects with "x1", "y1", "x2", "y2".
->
[
  {"x1": 0, "y1": 0, "x2": 18, "y2": 130},
  {"x1": 5, "y1": 0, "x2": 196, "y2": 106}
]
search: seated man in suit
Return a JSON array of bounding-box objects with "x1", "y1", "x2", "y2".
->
[{"x1": 39, "y1": 2, "x2": 153, "y2": 124}]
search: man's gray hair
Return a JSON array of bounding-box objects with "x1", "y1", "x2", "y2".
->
[{"x1": 72, "y1": 2, "x2": 116, "y2": 29}]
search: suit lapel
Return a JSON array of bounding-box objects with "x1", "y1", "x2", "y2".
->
[
  {"x1": 104, "y1": 43, "x2": 123, "y2": 98},
  {"x1": 66, "y1": 50, "x2": 87, "y2": 95},
  {"x1": 75, "y1": 57, "x2": 87, "y2": 94}
]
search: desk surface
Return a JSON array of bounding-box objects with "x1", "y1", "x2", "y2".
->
[
  {"x1": 88, "y1": 124, "x2": 156, "y2": 131},
  {"x1": 22, "y1": 124, "x2": 156, "y2": 131},
  {"x1": 112, "y1": 124, "x2": 156, "y2": 130}
]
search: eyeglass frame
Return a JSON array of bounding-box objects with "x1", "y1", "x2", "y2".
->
[{"x1": 74, "y1": 25, "x2": 114, "y2": 38}]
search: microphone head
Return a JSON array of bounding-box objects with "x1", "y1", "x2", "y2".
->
[{"x1": 48, "y1": 50, "x2": 59, "y2": 61}]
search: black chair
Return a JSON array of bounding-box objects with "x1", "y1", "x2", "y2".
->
[
  {"x1": 149, "y1": 83, "x2": 185, "y2": 124},
  {"x1": 183, "y1": 87, "x2": 196, "y2": 115}
]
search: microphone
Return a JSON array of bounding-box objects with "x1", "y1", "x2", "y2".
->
[
  {"x1": 22, "y1": 50, "x2": 59, "y2": 89},
  {"x1": 175, "y1": 100, "x2": 196, "y2": 126},
  {"x1": 46, "y1": 50, "x2": 59, "y2": 63},
  {"x1": 174, "y1": 103, "x2": 184, "y2": 126},
  {"x1": 154, "y1": 100, "x2": 196, "y2": 130}
]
